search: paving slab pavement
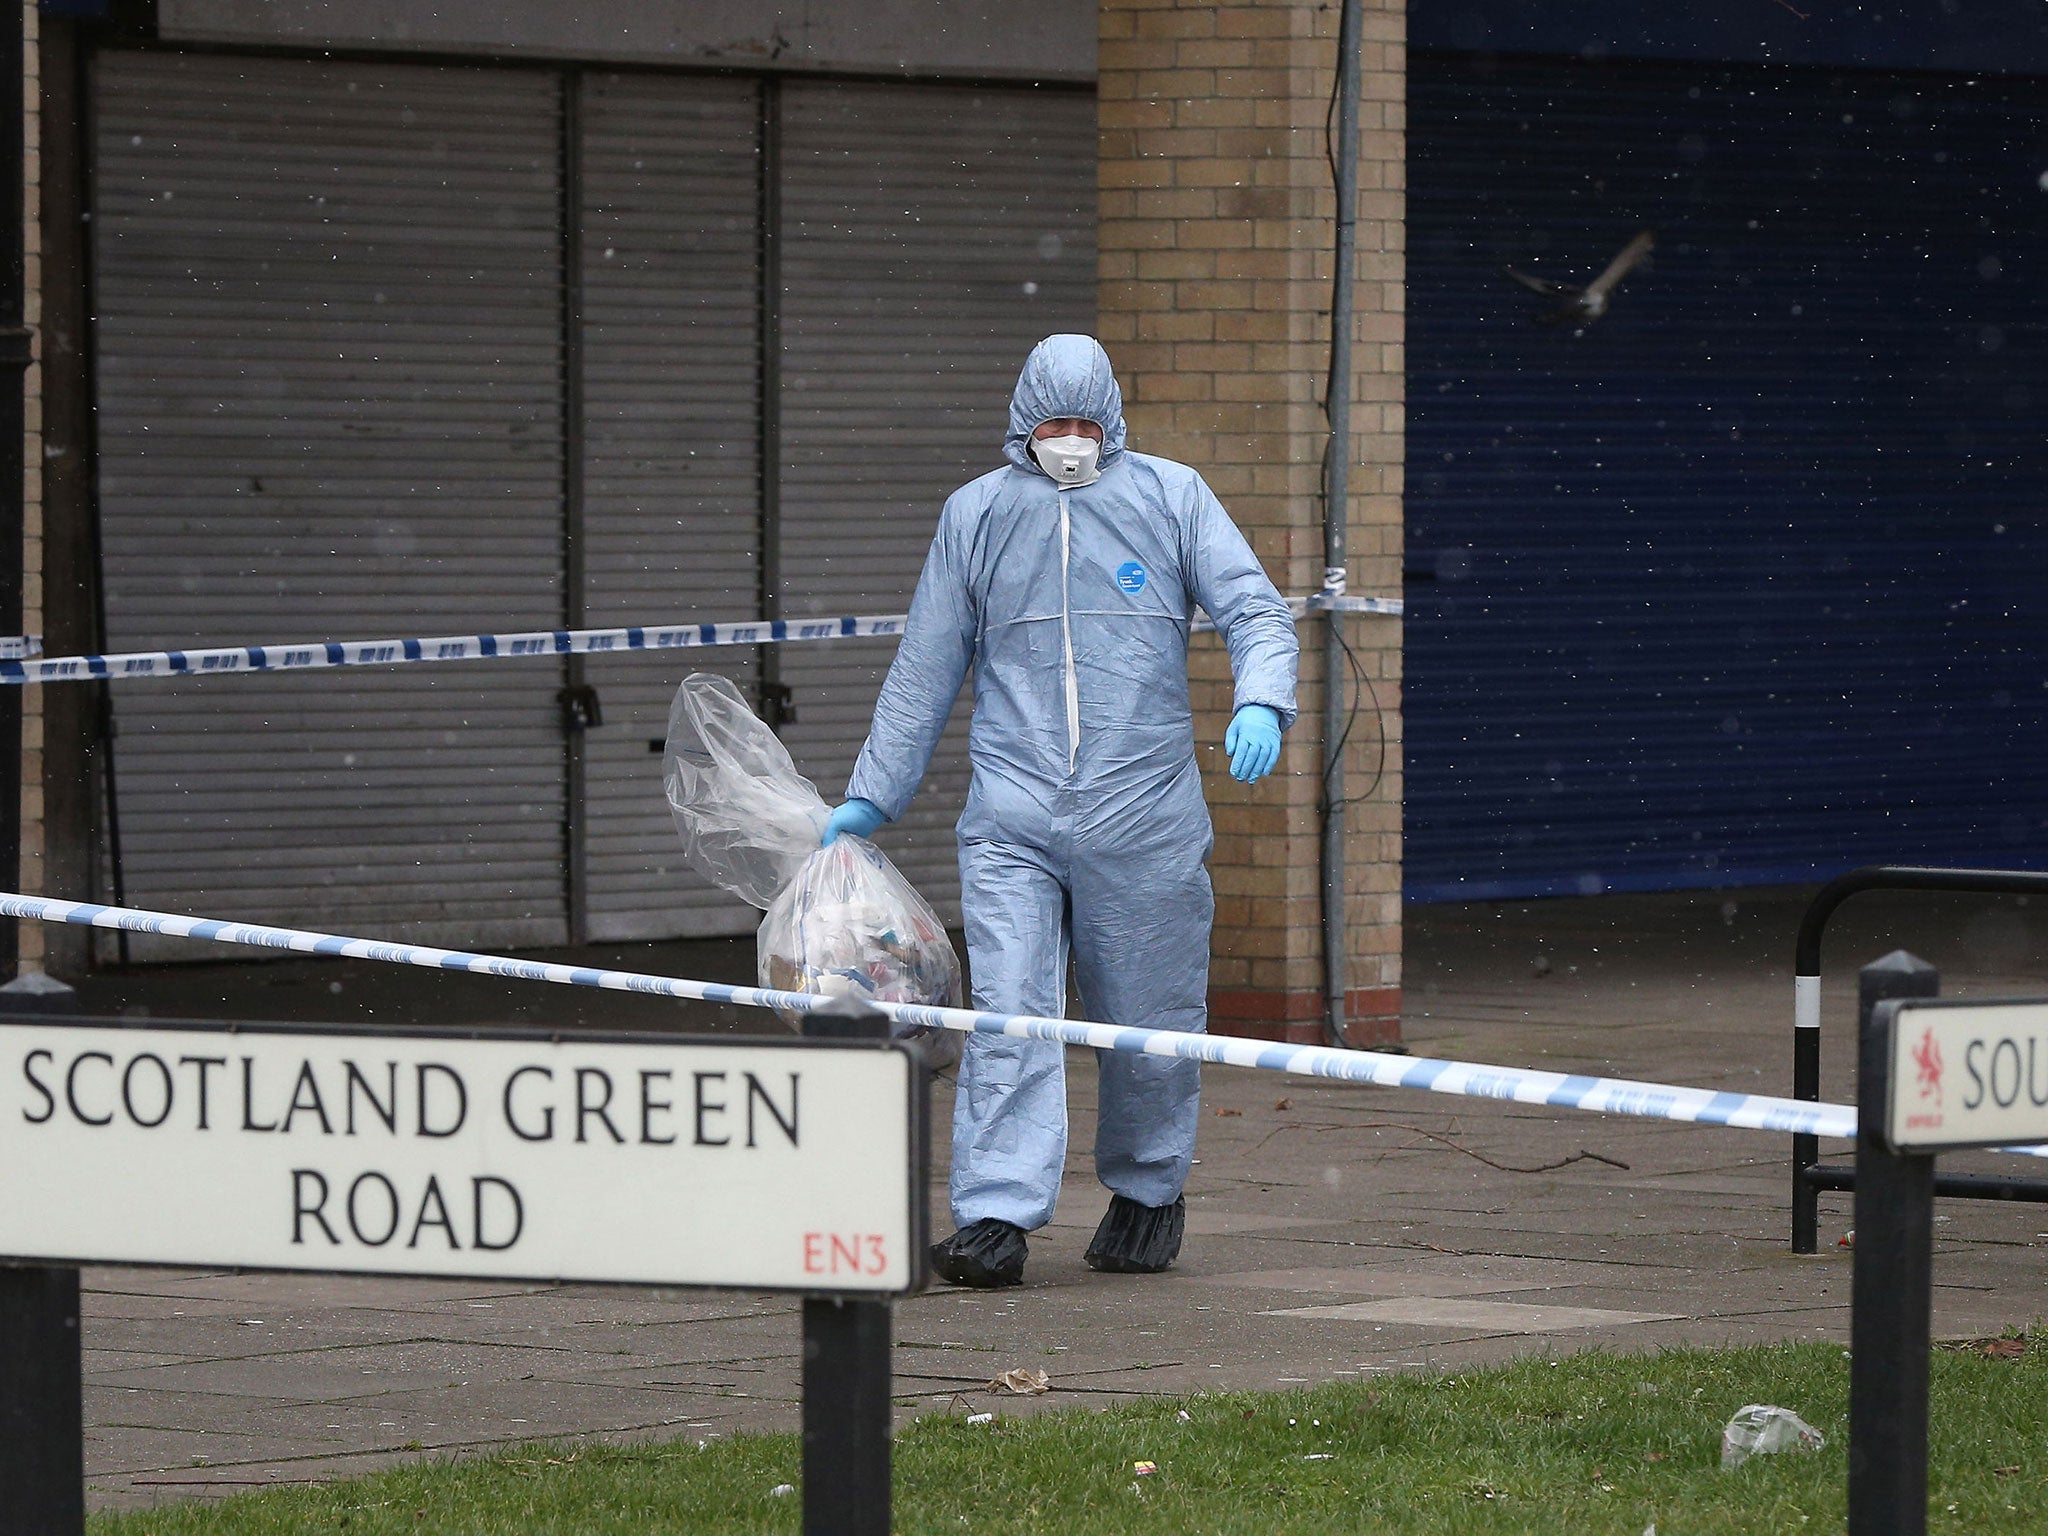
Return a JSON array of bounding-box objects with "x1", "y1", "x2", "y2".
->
[{"x1": 50, "y1": 885, "x2": 2048, "y2": 1509}]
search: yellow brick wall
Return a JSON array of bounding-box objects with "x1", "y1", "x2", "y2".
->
[
  {"x1": 1098, "y1": 0, "x2": 1403, "y2": 1043},
  {"x1": 16, "y1": 0, "x2": 39, "y2": 972}
]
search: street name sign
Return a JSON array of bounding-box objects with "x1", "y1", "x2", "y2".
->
[
  {"x1": 0, "y1": 1017, "x2": 927, "y2": 1294},
  {"x1": 1883, "y1": 997, "x2": 2048, "y2": 1153}
]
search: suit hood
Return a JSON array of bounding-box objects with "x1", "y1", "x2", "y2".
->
[{"x1": 1003, "y1": 334, "x2": 1128, "y2": 478}]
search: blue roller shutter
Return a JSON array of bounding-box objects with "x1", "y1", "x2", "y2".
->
[{"x1": 1405, "y1": 53, "x2": 2048, "y2": 901}]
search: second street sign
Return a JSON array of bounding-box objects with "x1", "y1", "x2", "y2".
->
[
  {"x1": 0, "y1": 1017, "x2": 927, "y2": 1294},
  {"x1": 1884, "y1": 998, "x2": 2048, "y2": 1153}
]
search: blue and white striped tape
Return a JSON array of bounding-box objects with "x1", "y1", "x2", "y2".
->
[
  {"x1": 0, "y1": 614, "x2": 913, "y2": 686},
  {"x1": 0, "y1": 594, "x2": 1401, "y2": 687},
  {"x1": 1302, "y1": 593, "x2": 1403, "y2": 616},
  {"x1": 11, "y1": 889, "x2": 2011, "y2": 1154}
]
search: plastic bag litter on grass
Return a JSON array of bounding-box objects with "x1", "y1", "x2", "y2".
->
[
  {"x1": 664, "y1": 674, "x2": 962, "y2": 1047},
  {"x1": 1719, "y1": 1403, "x2": 1826, "y2": 1469}
]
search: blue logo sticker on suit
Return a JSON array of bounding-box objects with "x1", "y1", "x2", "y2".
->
[{"x1": 1115, "y1": 562, "x2": 1148, "y2": 595}]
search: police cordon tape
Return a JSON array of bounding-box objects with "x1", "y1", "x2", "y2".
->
[
  {"x1": 0, "y1": 613, "x2": 918, "y2": 685},
  {"x1": 0, "y1": 593, "x2": 1401, "y2": 687},
  {"x1": 18, "y1": 889, "x2": 2044, "y2": 1158}
]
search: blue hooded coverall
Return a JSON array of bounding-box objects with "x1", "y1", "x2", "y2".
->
[{"x1": 846, "y1": 335, "x2": 1299, "y2": 1233}]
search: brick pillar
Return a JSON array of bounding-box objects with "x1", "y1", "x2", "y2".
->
[{"x1": 1096, "y1": 0, "x2": 1403, "y2": 1045}]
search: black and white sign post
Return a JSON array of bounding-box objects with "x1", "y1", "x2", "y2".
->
[
  {"x1": 799, "y1": 1001, "x2": 901, "y2": 1536},
  {"x1": 1849, "y1": 952, "x2": 1940, "y2": 1536},
  {"x1": 1854, "y1": 961, "x2": 2048, "y2": 1536},
  {"x1": 0, "y1": 1015, "x2": 928, "y2": 1536},
  {"x1": 0, "y1": 1261, "x2": 84, "y2": 1534}
]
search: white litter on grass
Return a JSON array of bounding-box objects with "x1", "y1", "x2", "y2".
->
[
  {"x1": 966, "y1": 1413, "x2": 994, "y2": 1426},
  {"x1": 768, "y1": 1483, "x2": 795, "y2": 1498},
  {"x1": 1720, "y1": 1404, "x2": 1826, "y2": 1470}
]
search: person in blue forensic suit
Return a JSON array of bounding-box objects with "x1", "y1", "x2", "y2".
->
[{"x1": 822, "y1": 334, "x2": 1298, "y2": 1288}]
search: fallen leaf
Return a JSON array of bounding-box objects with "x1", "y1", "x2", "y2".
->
[
  {"x1": 1242, "y1": 1409, "x2": 1256, "y2": 1420},
  {"x1": 1214, "y1": 1107, "x2": 1243, "y2": 1117},
  {"x1": 1644, "y1": 1452, "x2": 1666, "y2": 1463},
  {"x1": 1274, "y1": 1098, "x2": 1293, "y2": 1111},
  {"x1": 987, "y1": 1367, "x2": 1051, "y2": 1395},
  {"x1": 1940, "y1": 1335, "x2": 2029, "y2": 1359}
]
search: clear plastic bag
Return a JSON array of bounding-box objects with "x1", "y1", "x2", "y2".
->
[
  {"x1": 663, "y1": 674, "x2": 829, "y2": 910},
  {"x1": 1719, "y1": 1404, "x2": 1826, "y2": 1470},
  {"x1": 663, "y1": 674, "x2": 963, "y2": 1045},
  {"x1": 759, "y1": 836, "x2": 962, "y2": 1026}
]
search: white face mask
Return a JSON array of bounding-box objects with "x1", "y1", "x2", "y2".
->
[{"x1": 1032, "y1": 433, "x2": 1102, "y2": 488}]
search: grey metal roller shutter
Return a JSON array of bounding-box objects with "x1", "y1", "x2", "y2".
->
[
  {"x1": 575, "y1": 72, "x2": 766, "y2": 941},
  {"x1": 775, "y1": 81, "x2": 1096, "y2": 912},
  {"x1": 92, "y1": 52, "x2": 569, "y2": 955}
]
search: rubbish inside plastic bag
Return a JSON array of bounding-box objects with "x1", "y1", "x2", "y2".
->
[
  {"x1": 1719, "y1": 1404, "x2": 1826, "y2": 1469},
  {"x1": 760, "y1": 836, "x2": 962, "y2": 1027},
  {"x1": 663, "y1": 674, "x2": 962, "y2": 1042},
  {"x1": 664, "y1": 673, "x2": 829, "y2": 910}
]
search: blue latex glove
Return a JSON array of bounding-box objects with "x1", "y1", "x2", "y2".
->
[
  {"x1": 822, "y1": 797, "x2": 887, "y2": 846},
  {"x1": 1223, "y1": 704, "x2": 1283, "y2": 784}
]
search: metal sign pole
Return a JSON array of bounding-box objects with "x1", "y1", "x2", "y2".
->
[
  {"x1": 802, "y1": 1295, "x2": 893, "y2": 1536},
  {"x1": 0, "y1": 1264, "x2": 84, "y2": 1536},
  {"x1": 1848, "y1": 951, "x2": 1939, "y2": 1536},
  {"x1": 801, "y1": 1001, "x2": 900, "y2": 1536},
  {"x1": 1, "y1": 1000, "x2": 99, "y2": 1533}
]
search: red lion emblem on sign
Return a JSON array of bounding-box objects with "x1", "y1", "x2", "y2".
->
[{"x1": 1912, "y1": 1026, "x2": 1943, "y2": 1103}]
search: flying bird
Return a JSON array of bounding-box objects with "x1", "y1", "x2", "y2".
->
[{"x1": 1503, "y1": 229, "x2": 1656, "y2": 325}]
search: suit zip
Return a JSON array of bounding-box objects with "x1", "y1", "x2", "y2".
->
[{"x1": 1059, "y1": 489, "x2": 1080, "y2": 773}]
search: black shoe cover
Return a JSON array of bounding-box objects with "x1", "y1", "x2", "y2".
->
[
  {"x1": 1085, "y1": 1195, "x2": 1186, "y2": 1274},
  {"x1": 930, "y1": 1218, "x2": 1027, "y2": 1288}
]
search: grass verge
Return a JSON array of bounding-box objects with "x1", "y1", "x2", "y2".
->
[{"x1": 94, "y1": 1335, "x2": 2048, "y2": 1534}]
